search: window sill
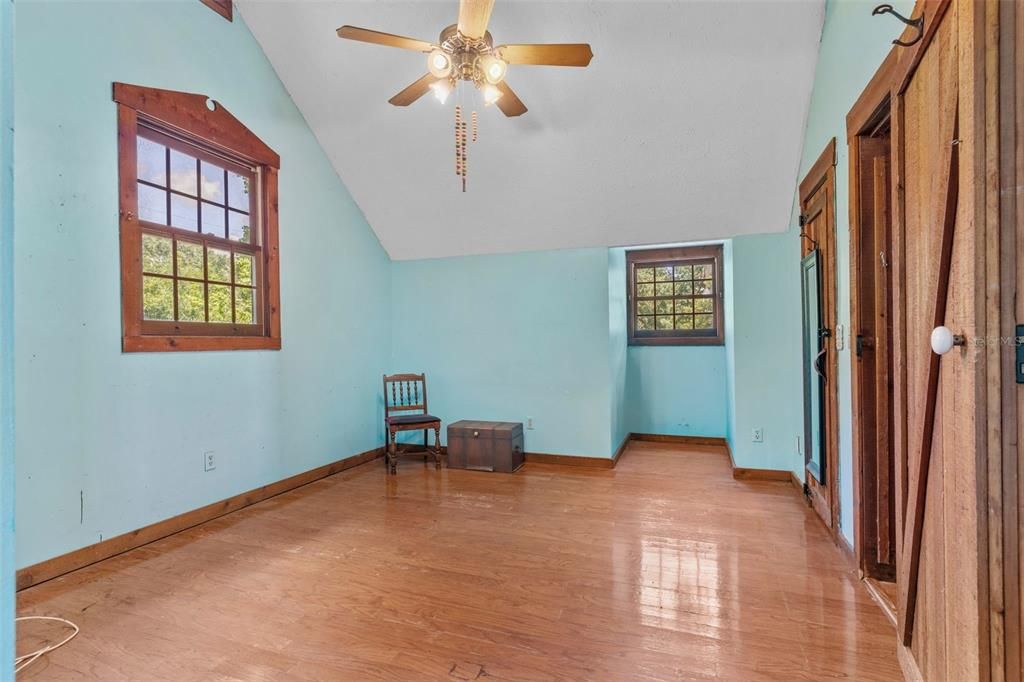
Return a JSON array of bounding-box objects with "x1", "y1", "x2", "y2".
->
[
  {"x1": 123, "y1": 335, "x2": 281, "y2": 353},
  {"x1": 628, "y1": 337, "x2": 725, "y2": 347}
]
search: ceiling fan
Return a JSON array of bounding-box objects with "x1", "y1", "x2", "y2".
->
[{"x1": 336, "y1": 0, "x2": 594, "y2": 117}]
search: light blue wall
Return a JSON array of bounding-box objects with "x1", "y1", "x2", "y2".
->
[
  {"x1": 1, "y1": 0, "x2": 15, "y2": 674},
  {"x1": 13, "y1": 0, "x2": 391, "y2": 568},
  {"x1": 391, "y1": 249, "x2": 614, "y2": 458},
  {"x1": 723, "y1": 240, "x2": 736, "y2": 448},
  {"x1": 607, "y1": 249, "x2": 629, "y2": 451},
  {"x1": 608, "y1": 246, "x2": 728, "y2": 440},
  {"x1": 625, "y1": 346, "x2": 727, "y2": 438},
  {"x1": 728, "y1": 0, "x2": 915, "y2": 541},
  {"x1": 726, "y1": 233, "x2": 803, "y2": 472}
]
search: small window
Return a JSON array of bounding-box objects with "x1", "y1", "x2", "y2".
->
[
  {"x1": 115, "y1": 83, "x2": 280, "y2": 352},
  {"x1": 627, "y1": 245, "x2": 724, "y2": 346}
]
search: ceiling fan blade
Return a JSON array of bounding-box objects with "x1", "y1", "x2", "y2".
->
[
  {"x1": 494, "y1": 81, "x2": 527, "y2": 117},
  {"x1": 388, "y1": 74, "x2": 439, "y2": 107},
  {"x1": 336, "y1": 25, "x2": 434, "y2": 52},
  {"x1": 496, "y1": 44, "x2": 594, "y2": 67},
  {"x1": 457, "y1": 0, "x2": 495, "y2": 40}
]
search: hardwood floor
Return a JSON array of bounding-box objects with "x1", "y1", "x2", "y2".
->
[{"x1": 16, "y1": 441, "x2": 902, "y2": 680}]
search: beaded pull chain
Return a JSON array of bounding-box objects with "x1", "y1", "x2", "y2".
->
[
  {"x1": 472, "y1": 111, "x2": 478, "y2": 143},
  {"x1": 454, "y1": 105, "x2": 463, "y2": 177},
  {"x1": 460, "y1": 118, "x2": 467, "y2": 192}
]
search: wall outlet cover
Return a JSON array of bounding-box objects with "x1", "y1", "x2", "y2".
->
[
  {"x1": 526, "y1": 417, "x2": 534, "y2": 430},
  {"x1": 752, "y1": 428, "x2": 764, "y2": 443},
  {"x1": 204, "y1": 451, "x2": 216, "y2": 471}
]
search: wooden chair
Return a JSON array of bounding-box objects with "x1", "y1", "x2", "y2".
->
[{"x1": 383, "y1": 373, "x2": 442, "y2": 475}]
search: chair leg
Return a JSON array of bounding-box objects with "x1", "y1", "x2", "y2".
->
[
  {"x1": 434, "y1": 426, "x2": 442, "y2": 469},
  {"x1": 388, "y1": 429, "x2": 397, "y2": 475}
]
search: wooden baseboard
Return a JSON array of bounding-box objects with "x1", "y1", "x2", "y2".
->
[
  {"x1": 897, "y1": 642, "x2": 924, "y2": 682},
  {"x1": 525, "y1": 431, "x2": 665, "y2": 469},
  {"x1": 863, "y1": 577, "x2": 898, "y2": 628},
  {"x1": 629, "y1": 433, "x2": 727, "y2": 446},
  {"x1": 731, "y1": 466, "x2": 793, "y2": 482},
  {"x1": 16, "y1": 447, "x2": 384, "y2": 591},
  {"x1": 789, "y1": 471, "x2": 804, "y2": 494},
  {"x1": 434, "y1": 444, "x2": 619, "y2": 470},
  {"x1": 525, "y1": 452, "x2": 616, "y2": 468},
  {"x1": 526, "y1": 433, "x2": 724, "y2": 470},
  {"x1": 724, "y1": 441, "x2": 795, "y2": 482},
  {"x1": 837, "y1": 531, "x2": 857, "y2": 567},
  {"x1": 611, "y1": 433, "x2": 631, "y2": 466}
]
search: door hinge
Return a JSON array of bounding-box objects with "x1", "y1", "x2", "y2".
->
[{"x1": 798, "y1": 214, "x2": 806, "y2": 227}]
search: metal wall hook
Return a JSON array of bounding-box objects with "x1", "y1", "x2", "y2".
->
[{"x1": 872, "y1": 4, "x2": 924, "y2": 47}]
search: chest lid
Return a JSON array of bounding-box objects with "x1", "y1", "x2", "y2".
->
[{"x1": 448, "y1": 420, "x2": 523, "y2": 439}]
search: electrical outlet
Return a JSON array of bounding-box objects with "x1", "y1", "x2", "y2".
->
[
  {"x1": 526, "y1": 417, "x2": 535, "y2": 430},
  {"x1": 796, "y1": 435, "x2": 803, "y2": 455},
  {"x1": 204, "y1": 451, "x2": 216, "y2": 472},
  {"x1": 752, "y1": 428, "x2": 764, "y2": 443}
]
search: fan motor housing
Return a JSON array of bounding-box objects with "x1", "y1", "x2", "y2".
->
[{"x1": 439, "y1": 24, "x2": 494, "y2": 82}]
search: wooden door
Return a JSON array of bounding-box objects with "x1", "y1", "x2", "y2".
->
[
  {"x1": 999, "y1": 0, "x2": 1024, "y2": 678},
  {"x1": 890, "y1": 1, "x2": 984, "y2": 678},
  {"x1": 851, "y1": 126, "x2": 897, "y2": 583},
  {"x1": 847, "y1": 1, "x2": 1015, "y2": 678},
  {"x1": 799, "y1": 142, "x2": 840, "y2": 531}
]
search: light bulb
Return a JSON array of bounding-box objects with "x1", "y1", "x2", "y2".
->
[
  {"x1": 430, "y1": 80, "x2": 452, "y2": 104},
  {"x1": 482, "y1": 83, "x2": 503, "y2": 105},
  {"x1": 427, "y1": 49, "x2": 452, "y2": 78},
  {"x1": 480, "y1": 56, "x2": 507, "y2": 84}
]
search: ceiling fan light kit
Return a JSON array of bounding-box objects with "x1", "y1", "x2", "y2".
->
[{"x1": 337, "y1": 0, "x2": 593, "y2": 191}]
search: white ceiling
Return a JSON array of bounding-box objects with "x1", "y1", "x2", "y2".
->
[{"x1": 238, "y1": 0, "x2": 824, "y2": 260}]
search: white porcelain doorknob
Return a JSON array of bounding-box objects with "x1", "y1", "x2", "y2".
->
[{"x1": 930, "y1": 326, "x2": 965, "y2": 355}]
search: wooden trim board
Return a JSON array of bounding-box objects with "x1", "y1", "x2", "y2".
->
[
  {"x1": 16, "y1": 447, "x2": 383, "y2": 591},
  {"x1": 611, "y1": 433, "x2": 631, "y2": 466},
  {"x1": 864, "y1": 577, "x2": 899, "y2": 628},
  {"x1": 799, "y1": 137, "x2": 837, "y2": 201},
  {"x1": 525, "y1": 452, "x2": 616, "y2": 469},
  {"x1": 724, "y1": 440, "x2": 794, "y2": 482},
  {"x1": 630, "y1": 433, "x2": 727, "y2": 446}
]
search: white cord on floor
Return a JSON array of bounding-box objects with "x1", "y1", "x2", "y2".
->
[{"x1": 14, "y1": 616, "x2": 80, "y2": 674}]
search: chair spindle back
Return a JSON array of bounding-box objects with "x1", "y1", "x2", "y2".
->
[{"x1": 383, "y1": 373, "x2": 428, "y2": 419}]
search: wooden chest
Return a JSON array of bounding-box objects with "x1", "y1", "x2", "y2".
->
[{"x1": 447, "y1": 420, "x2": 524, "y2": 473}]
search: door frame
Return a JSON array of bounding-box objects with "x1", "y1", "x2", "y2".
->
[
  {"x1": 847, "y1": 52, "x2": 903, "y2": 584},
  {"x1": 799, "y1": 139, "x2": 841, "y2": 533}
]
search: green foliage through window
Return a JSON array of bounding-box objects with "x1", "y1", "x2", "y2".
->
[
  {"x1": 629, "y1": 250, "x2": 722, "y2": 344},
  {"x1": 141, "y1": 232, "x2": 258, "y2": 325}
]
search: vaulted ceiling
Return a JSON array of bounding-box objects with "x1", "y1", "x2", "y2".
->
[{"x1": 238, "y1": 1, "x2": 824, "y2": 260}]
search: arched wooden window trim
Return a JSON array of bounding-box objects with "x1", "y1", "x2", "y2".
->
[{"x1": 113, "y1": 82, "x2": 281, "y2": 352}]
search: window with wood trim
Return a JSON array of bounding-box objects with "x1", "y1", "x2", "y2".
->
[
  {"x1": 626, "y1": 245, "x2": 724, "y2": 346},
  {"x1": 115, "y1": 83, "x2": 281, "y2": 352}
]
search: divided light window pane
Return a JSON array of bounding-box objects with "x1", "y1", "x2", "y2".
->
[
  {"x1": 630, "y1": 253, "x2": 720, "y2": 343},
  {"x1": 136, "y1": 126, "x2": 261, "y2": 329}
]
